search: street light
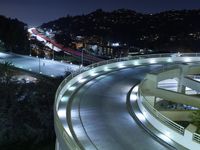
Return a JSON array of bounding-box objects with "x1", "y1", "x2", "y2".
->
[
  {"x1": 38, "y1": 56, "x2": 41, "y2": 73},
  {"x1": 52, "y1": 45, "x2": 55, "y2": 60},
  {"x1": 52, "y1": 50, "x2": 55, "y2": 60},
  {"x1": 81, "y1": 49, "x2": 84, "y2": 67},
  {"x1": 29, "y1": 38, "x2": 32, "y2": 56}
]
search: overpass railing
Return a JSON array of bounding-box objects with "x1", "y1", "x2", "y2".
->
[
  {"x1": 193, "y1": 133, "x2": 200, "y2": 143},
  {"x1": 139, "y1": 88, "x2": 185, "y2": 135},
  {"x1": 54, "y1": 112, "x2": 80, "y2": 150}
]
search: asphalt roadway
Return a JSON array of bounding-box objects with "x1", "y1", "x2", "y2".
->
[
  {"x1": 0, "y1": 52, "x2": 79, "y2": 77},
  {"x1": 70, "y1": 65, "x2": 171, "y2": 150}
]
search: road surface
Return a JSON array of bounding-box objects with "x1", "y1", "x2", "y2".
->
[
  {"x1": 70, "y1": 65, "x2": 171, "y2": 150},
  {"x1": 0, "y1": 52, "x2": 79, "y2": 77}
]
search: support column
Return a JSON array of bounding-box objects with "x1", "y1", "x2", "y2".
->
[
  {"x1": 154, "y1": 96, "x2": 157, "y2": 107},
  {"x1": 177, "y1": 65, "x2": 189, "y2": 94}
]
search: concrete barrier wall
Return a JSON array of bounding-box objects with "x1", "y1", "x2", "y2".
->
[
  {"x1": 183, "y1": 77, "x2": 200, "y2": 92},
  {"x1": 160, "y1": 110, "x2": 195, "y2": 121},
  {"x1": 157, "y1": 69, "x2": 181, "y2": 81},
  {"x1": 188, "y1": 66, "x2": 200, "y2": 74}
]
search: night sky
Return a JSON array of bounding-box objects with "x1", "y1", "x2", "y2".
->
[{"x1": 0, "y1": 0, "x2": 200, "y2": 26}]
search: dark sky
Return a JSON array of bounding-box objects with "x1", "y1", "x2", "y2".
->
[{"x1": 0, "y1": 0, "x2": 200, "y2": 26}]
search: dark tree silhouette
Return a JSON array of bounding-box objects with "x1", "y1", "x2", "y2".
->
[{"x1": 0, "y1": 16, "x2": 29, "y2": 54}]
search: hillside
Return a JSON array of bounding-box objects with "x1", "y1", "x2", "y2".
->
[{"x1": 41, "y1": 9, "x2": 200, "y2": 52}]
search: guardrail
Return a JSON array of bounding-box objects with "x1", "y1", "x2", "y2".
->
[
  {"x1": 193, "y1": 133, "x2": 200, "y2": 143},
  {"x1": 54, "y1": 112, "x2": 80, "y2": 150},
  {"x1": 140, "y1": 93, "x2": 185, "y2": 135},
  {"x1": 55, "y1": 53, "x2": 200, "y2": 149}
]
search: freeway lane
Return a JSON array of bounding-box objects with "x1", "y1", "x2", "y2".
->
[
  {"x1": 29, "y1": 28, "x2": 103, "y2": 63},
  {"x1": 0, "y1": 52, "x2": 79, "y2": 77},
  {"x1": 70, "y1": 65, "x2": 171, "y2": 150}
]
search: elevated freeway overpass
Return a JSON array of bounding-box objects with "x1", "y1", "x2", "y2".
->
[{"x1": 54, "y1": 53, "x2": 200, "y2": 150}]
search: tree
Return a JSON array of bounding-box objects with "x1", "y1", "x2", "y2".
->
[
  {"x1": 192, "y1": 110, "x2": 200, "y2": 133},
  {"x1": 0, "y1": 15, "x2": 29, "y2": 54},
  {"x1": 0, "y1": 61, "x2": 13, "y2": 84}
]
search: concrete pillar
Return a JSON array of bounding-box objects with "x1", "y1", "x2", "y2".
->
[
  {"x1": 154, "y1": 96, "x2": 156, "y2": 107},
  {"x1": 178, "y1": 65, "x2": 189, "y2": 94},
  {"x1": 55, "y1": 138, "x2": 60, "y2": 150}
]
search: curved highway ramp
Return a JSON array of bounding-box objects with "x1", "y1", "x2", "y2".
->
[
  {"x1": 70, "y1": 66, "x2": 171, "y2": 150},
  {"x1": 55, "y1": 54, "x2": 200, "y2": 150}
]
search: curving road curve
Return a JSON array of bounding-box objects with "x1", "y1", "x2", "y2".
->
[
  {"x1": 70, "y1": 65, "x2": 170, "y2": 150},
  {"x1": 55, "y1": 54, "x2": 200, "y2": 150}
]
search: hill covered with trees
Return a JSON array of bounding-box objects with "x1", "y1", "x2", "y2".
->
[
  {"x1": 41, "y1": 9, "x2": 200, "y2": 52},
  {"x1": 0, "y1": 62, "x2": 63, "y2": 150}
]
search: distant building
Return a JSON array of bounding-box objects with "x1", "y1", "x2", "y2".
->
[{"x1": 85, "y1": 42, "x2": 128, "y2": 58}]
